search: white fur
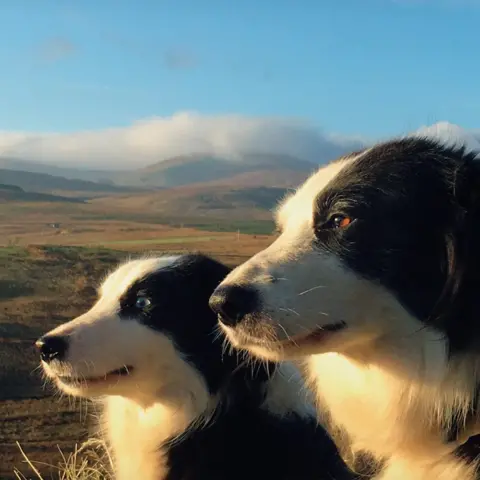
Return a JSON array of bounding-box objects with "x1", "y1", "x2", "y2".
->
[
  {"x1": 40, "y1": 255, "x2": 315, "y2": 480},
  {"x1": 217, "y1": 154, "x2": 480, "y2": 479}
]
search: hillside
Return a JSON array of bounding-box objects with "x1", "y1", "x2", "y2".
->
[
  {"x1": 0, "y1": 157, "x2": 119, "y2": 183},
  {"x1": 0, "y1": 184, "x2": 84, "y2": 203},
  {"x1": 189, "y1": 168, "x2": 310, "y2": 188},
  {"x1": 111, "y1": 152, "x2": 317, "y2": 188},
  {"x1": 91, "y1": 184, "x2": 290, "y2": 224},
  {"x1": 3, "y1": 122, "x2": 480, "y2": 192},
  {"x1": 0, "y1": 169, "x2": 137, "y2": 194},
  {"x1": 1, "y1": 152, "x2": 316, "y2": 189}
]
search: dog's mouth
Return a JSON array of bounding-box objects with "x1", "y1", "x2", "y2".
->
[
  {"x1": 57, "y1": 365, "x2": 134, "y2": 385},
  {"x1": 278, "y1": 322, "x2": 347, "y2": 349},
  {"x1": 227, "y1": 321, "x2": 347, "y2": 351}
]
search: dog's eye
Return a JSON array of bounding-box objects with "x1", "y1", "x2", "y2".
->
[
  {"x1": 327, "y1": 215, "x2": 352, "y2": 229},
  {"x1": 135, "y1": 296, "x2": 151, "y2": 309}
]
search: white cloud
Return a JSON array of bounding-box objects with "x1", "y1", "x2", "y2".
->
[
  {"x1": 1, "y1": 112, "x2": 477, "y2": 171},
  {"x1": 37, "y1": 37, "x2": 77, "y2": 64},
  {"x1": 0, "y1": 112, "x2": 368, "y2": 170},
  {"x1": 164, "y1": 47, "x2": 199, "y2": 70}
]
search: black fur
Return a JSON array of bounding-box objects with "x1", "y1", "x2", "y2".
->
[
  {"x1": 118, "y1": 254, "x2": 257, "y2": 393},
  {"x1": 312, "y1": 138, "x2": 480, "y2": 458},
  {"x1": 118, "y1": 253, "x2": 357, "y2": 480},
  {"x1": 313, "y1": 138, "x2": 480, "y2": 354},
  {"x1": 165, "y1": 394, "x2": 352, "y2": 480},
  {"x1": 455, "y1": 434, "x2": 480, "y2": 465}
]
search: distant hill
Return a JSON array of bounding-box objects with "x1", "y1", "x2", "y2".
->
[
  {"x1": 91, "y1": 183, "x2": 292, "y2": 223},
  {"x1": 0, "y1": 169, "x2": 137, "y2": 194},
  {"x1": 0, "y1": 154, "x2": 308, "y2": 221},
  {"x1": 0, "y1": 157, "x2": 119, "y2": 183},
  {"x1": 179, "y1": 186, "x2": 289, "y2": 212},
  {"x1": 0, "y1": 183, "x2": 84, "y2": 203},
  {"x1": 3, "y1": 123, "x2": 480, "y2": 192},
  {"x1": 0, "y1": 152, "x2": 317, "y2": 189},
  {"x1": 189, "y1": 169, "x2": 310, "y2": 189},
  {"x1": 0, "y1": 183, "x2": 22, "y2": 192},
  {"x1": 111, "y1": 152, "x2": 317, "y2": 188}
]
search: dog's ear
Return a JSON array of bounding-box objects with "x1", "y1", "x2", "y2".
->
[
  {"x1": 455, "y1": 158, "x2": 480, "y2": 212},
  {"x1": 444, "y1": 156, "x2": 480, "y2": 350}
]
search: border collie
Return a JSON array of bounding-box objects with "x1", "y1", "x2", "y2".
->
[
  {"x1": 210, "y1": 137, "x2": 480, "y2": 479},
  {"x1": 36, "y1": 253, "x2": 355, "y2": 480}
]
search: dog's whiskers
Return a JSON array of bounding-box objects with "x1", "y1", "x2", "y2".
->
[
  {"x1": 30, "y1": 364, "x2": 43, "y2": 375},
  {"x1": 298, "y1": 324, "x2": 313, "y2": 334},
  {"x1": 277, "y1": 323, "x2": 298, "y2": 347},
  {"x1": 298, "y1": 285, "x2": 327, "y2": 296},
  {"x1": 279, "y1": 307, "x2": 301, "y2": 317}
]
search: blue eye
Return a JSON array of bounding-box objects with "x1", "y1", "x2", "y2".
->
[{"x1": 135, "y1": 296, "x2": 151, "y2": 309}]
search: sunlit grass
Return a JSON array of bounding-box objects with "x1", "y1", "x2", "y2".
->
[{"x1": 14, "y1": 439, "x2": 113, "y2": 480}]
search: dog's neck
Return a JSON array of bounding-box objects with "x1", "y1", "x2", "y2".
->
[
  {"x1": 100, "y1": 385, "x2": 215, "y2": 480},
  {"x1": 99, "y1": 362, "x2": 312, "y2": 480},
  {"x1": 307, "y1": 335, "x2": 480, "y2": 477}
]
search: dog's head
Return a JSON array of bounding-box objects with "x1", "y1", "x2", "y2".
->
[
  {"x1": 210, "y1": 138, "x2": 480, "y2": 367},
  {"x1": 36, "y1": 254, "x2": 233, "y2": 407}
]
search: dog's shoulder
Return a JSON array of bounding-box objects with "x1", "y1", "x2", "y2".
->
[{"x1": 164, "y1": 405, "x2": 356, "y2": 480}]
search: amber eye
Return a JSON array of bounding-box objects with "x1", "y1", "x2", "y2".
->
[{"x1": 330, "y1": 215, "x2": 352, "y2": 229}]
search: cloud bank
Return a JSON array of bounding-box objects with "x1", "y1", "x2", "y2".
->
[
  {"x1": 0, "y1": 112, "x2": 478, "y2": 171},
  {"x1": 0, "y1": 112, "x2": 369, "y2": 170}
]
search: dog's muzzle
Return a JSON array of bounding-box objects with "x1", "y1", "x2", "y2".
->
[{"x1": 209, "y1": 285, "x2": 261, "y2": 327}]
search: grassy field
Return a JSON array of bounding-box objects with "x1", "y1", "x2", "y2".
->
[
  {"x1": 0, "y1": 214, "x2": 273, "y2": 479},
  {"x1": 0, "y1": 200, "x2": 275, "y2": 247}
]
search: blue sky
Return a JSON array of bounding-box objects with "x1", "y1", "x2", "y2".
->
[{"x1": 0, "y1": 0, "x2": 479, "y2": 138}]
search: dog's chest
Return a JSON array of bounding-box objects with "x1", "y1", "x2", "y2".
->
[
  {"x1": 308, "y1": 353, "x2": 408, "y2": 450},
  {"x1": 104, "y1": 397, "x2": 175, "y2": 480}
]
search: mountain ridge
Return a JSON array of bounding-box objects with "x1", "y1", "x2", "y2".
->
[
  {"x1": 0, "y1": 152, "x2": 317, "y2": 189},
  {"x1": 2, "y1": 122, "x2": 479, "y2": 194},
  {"x1": 0, "y1": 168, "x2": 140, "y2": 194}
]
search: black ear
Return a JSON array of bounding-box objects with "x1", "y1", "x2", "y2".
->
[
  {"x1": 455, "y1": 157, "x2": 480, "y2": 212},
  {"x1": 443, "y1": 156, "x2": 480, "y2": 352}
]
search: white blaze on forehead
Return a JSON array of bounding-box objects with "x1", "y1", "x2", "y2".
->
[
  {"x1": 99, "y1": 256, "x2": 180, "y2": 304},
  {"x1": 275, "y1": 153, "x2": 362, "y2": 232}
]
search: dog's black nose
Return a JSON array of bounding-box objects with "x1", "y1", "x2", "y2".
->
[
  {"x1": 35, "y1": 335, "x2": 69, "y2": 363},
  {"x1": 209, "y1": 285, "x2": 260, "y2": 327}
]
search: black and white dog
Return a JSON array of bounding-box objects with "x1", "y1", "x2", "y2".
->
[
  {"x1": 210, "y1": 137, "x2": 480, "y2": 479},
  {"x1": 36, "y1": 253, "x2": 355, "y2": 480}
]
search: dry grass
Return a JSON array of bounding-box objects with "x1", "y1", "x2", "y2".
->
[
  {"x1": 14, "y1": 439, "x2": 112, "y2": 480},
  {"x1": 0, "y1": 203, "x2": 273, "y2": 252},
  {"x1": 0, "y1": 189, "x2": 275, "y2": 243}
]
